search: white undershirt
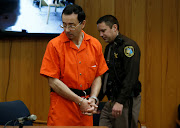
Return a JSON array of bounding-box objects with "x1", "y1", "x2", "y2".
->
[{"x1": 75, "y1": 33, "x2": 84, "y2": 49}]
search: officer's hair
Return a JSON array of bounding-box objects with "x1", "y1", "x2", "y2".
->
[
  {"x1": 96, "y1": 15, "x2": 119, "y2": 30},
  {"x1": 0, "y1": 0, "x2": 19, "y2": 15},
  {"x1": 62, "y1": 4, "x2": 86, "y2": 23}
]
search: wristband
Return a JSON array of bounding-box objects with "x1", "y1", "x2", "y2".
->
[{"x1": 89, "y1": 96, "x2": 99, "y2": 104}]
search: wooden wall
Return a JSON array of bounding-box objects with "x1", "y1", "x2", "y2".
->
[
  {"x1": 0, "y1": 37, "x2": 51, "y2": 121},
  {"x1": 0, "y1": 0, "x2": 180, "y2": 128},
  {"x1": 76, "y1": 0, "x2": 180, "y2": 128}
]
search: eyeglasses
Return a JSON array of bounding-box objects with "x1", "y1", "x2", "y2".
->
[{"x1": 60, "y1": 22, "x2": 82, "y2": 30}]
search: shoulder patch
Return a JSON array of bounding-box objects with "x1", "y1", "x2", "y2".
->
[{"x1": 124, "y1": 46, "x2": 134, "y2": 57}]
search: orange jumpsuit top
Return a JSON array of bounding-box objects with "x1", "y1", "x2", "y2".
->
[{"x1": 40, "y1": 31, "x2": 108, "y2": 126}]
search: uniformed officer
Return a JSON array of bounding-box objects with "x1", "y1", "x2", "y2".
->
[{"x1": 97, "y1": 15, "x2": 141, "y2": 128}]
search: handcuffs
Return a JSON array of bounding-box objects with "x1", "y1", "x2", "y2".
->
[{"x1": 78, "y1": 90, "x2": 99, "y2": 106}]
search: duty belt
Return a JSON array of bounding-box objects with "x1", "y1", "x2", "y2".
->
[{"x1": 51, "y1": 87, "x2": 91, "y2": 97}]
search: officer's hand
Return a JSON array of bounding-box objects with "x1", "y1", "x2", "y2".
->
[{"x1": 112, "y1": 102, "x2": 123, "y2": 118}]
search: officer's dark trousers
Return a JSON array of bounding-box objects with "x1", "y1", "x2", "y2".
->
[{"x1": 99, "y1": 94, "x2": 141, "y2": 128}]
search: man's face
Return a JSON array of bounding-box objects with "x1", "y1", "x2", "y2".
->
[
  {"x1": 0, "y1": 3, "x2": 20, "y2": 30},
  {"x1": 97, "y1": 22, "x2": 117, "y2": 43},
  {"x1": 62, "y1": 13, "x2": 83, "y2": 40},
  {"x1": 8, "y1": 5, "x2": 20, "y2": 27}
]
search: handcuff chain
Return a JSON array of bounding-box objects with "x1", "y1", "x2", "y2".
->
[{"x1": 83, "y1": 90, "x2": 87, "y2": 98}]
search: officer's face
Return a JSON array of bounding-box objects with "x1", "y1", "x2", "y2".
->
[
  {"x1": 62, "y1": 13, "x2": 85, "y2": 40},
  {"x1": 97, "y1": 22, "x2": 117, "y2": 43}
]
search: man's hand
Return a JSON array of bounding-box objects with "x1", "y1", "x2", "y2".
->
[
  {"x1": 79, "y1": 98, "x2": 91, "y2": 113},
  {"x1": 86, "y1": 98, "x2": 99, "y2": 114},
  {"x1": 112, "y1": 102, "x2": 123, "y2": 118},
  {"x1": 79, "y1": 98, "x2": 98, "y2": 115}
]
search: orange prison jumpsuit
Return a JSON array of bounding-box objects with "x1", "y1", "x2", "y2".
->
[{"x1": 40, "y1": 30, "x2": 108, "y2": 126}]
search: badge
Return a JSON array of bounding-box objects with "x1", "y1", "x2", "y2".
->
[
  {"x1": 114, "y1": 53, "x2": 118, "y2": 58},
  {"x1": 124, "y1": 46, "x2": 134, "y2": 57}
]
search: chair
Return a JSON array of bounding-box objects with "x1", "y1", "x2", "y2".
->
[
  {"x1": 44, "y1": 0, "x2": 65, "y2": 24},
  {"x1": 0, "y1": 100, "x2": 33, "y2": 126}
]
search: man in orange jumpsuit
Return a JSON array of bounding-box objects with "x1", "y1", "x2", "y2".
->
[{"x1": 40, "y1": 4, "x2": 108, "y2": 126}]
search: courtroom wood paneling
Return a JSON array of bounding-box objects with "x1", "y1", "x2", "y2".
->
[
  {"x1": 98, "y1": 0, "x2": 115, "y2": 52},
  {"x1": 100, "y1": 0, "x2": 115, "y2": 16},
  {"x1": 74, "y1": 0, "x2": 84, "y2": 7},
  {"x1": 115, "y1": 0, "x2": 132, "y2": 37},
  {"x1": 131, "y1": 0, "x2": 146, "y2": 124},
  {"x1": 161, "y1": 0, "x2": 179, "y2": 128},
  {"x1": 146, "y1": 0, "x2": 163, "y2": 127},
  {"x1": 0, "y1": 37, "x2": 51, "y2": 122},
  {"x1": 6, "y1": 40, "x2": 22, "y2": 101},
  {"x1": 178, "y1": 0, "x2": 180, "y2": 112},
  {"x1": 33, "y1": 39, "x2": 50, "y2": 121},
  {"x1": 83, "y1": 0, "x2": 101, "y2": 38},
  {"x1": 0, "y1": 40, "x2": 11, "y2": 102}
]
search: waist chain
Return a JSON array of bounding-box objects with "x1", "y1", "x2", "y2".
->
[{"x1": 51, "y1": 87, "x2": 91, "y2": 97}]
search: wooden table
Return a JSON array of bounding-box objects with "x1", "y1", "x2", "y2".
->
[{"x1": 1, "y1": 126, "x2": 108, "y2": 128}]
